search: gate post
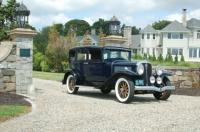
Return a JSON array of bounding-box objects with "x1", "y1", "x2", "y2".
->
[{"x1": 9, "y1": 28, "x2": 37, "y2": 94}]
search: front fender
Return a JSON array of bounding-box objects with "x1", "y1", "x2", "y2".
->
[{"x1": 103, "y1": 71, "x2": 138, "y2": 88}]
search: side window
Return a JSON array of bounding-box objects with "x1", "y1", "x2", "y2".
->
[
  {"x1": 77, "y1": 49, "x2": 87, "y2": 61},
  {"x1": 88, "y1": 49, "x2": 102, "y2": 62},
  {"x1": 69, "y1": 50, "x2": 75, "y2": 62}
]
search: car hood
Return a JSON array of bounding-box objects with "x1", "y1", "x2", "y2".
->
[{"x1": 112, "y1": 60, "x2": 148, "y2": 66}]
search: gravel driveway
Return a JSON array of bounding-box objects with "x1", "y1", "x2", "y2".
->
[{"x1": 0, "y1": 78, "x2": 200, "y2": 132}]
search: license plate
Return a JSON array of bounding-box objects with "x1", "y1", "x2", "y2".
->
[{"x1": 135, "y1": 80, "x2": 144, "y2": 86}]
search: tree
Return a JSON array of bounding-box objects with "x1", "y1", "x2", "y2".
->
[
  {"x1": 158, "y1": 54, "x2": 164, "y2": 62},
  {"x1": 131, "y1": 26, "x2": 140, "y2": 35},
  {"x1": 98, "y1": 28, "x2": 105, "y2": 46},
  {"x1": 165, "y1": 52, "x2": 173, "y2": 62},
  {"x1": 180, "y1": 54, "x2": 185, "y2": 62},
  {"x1": 33, "y1": 26, "x2": 51, "y2": 54},
  {"x1": 46, "y1": 25, "x2": 68, "y2": 72},
  {"x1": 152, "y1": 52, "x2": 156, "y2": 61},
  {"x1": 152, "y1": 20, "x2": 171, "y2": 30},
  {"x1": 64, "y1": 19, "x2": 90, "y2": 36},
  {"x1": 92, "y1": 18, "x2": 110, "y2": 35},
  {"x1": 54, "y1": 23, "x2": 64, "y2": 36},
  {"x1": 174, "y1": 54, "x2": 178, "y2": 64},
  {"x1": 5, "y1": 0, "x2": 18, "y2": 29}
]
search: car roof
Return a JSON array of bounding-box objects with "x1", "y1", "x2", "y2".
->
[{"x1": 70, "y1": 45, "x2": 131, "y2": 51}]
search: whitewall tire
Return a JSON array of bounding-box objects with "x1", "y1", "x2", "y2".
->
[
  {"x1": 115, "y1": 77, "x2": 134, "y2": 103},
  {"x1": 66, "y1": 75, "x2": 79, "y2": 94}
]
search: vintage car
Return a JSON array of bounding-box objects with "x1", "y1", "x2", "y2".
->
[{"x1": 62, "y1": 46, "x2": 175, "y2": 103}]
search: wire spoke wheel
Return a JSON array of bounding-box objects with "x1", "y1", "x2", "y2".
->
[{"x1": 115, "y1": 77, "x2": 134, "y2": 103}]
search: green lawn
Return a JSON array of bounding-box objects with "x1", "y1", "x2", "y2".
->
[
  {"x1": 33, "y1": 71, "x2": 64, "y2": 81},
  {"x1": 0, "y1": 105, "x2": 30, "y2": 122}
]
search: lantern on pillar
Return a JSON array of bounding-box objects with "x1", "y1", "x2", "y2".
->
[{"x1": 16, "y1": 3, "x2": 30, "y2": 28}]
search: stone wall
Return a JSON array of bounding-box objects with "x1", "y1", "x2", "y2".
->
[
  {"x1": 0, "y1": 42, "x2": 16, "y2": 92},
  {"x1": 168, "y1": 68, "x2": 200, "y2": 89}
]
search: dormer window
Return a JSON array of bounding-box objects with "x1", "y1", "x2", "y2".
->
[
  {"x1": 142, "y1": 34, "x2": 144, "y2": 39},
  {"x1": 153, "y1": 34, "x2": 156, "y2": 39}
]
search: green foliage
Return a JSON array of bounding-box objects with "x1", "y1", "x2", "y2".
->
[
  {"x1": 132, "y1": 53, "x2": 143, "y2": 60},
  {"x1": 158, "y1": 54, "x2": 164, "y2": 62},
  {"x1": 92, "y1": 18, "x2": 110, "y2": 35},
  {"x1": 40, "y1": 60, "x2": 50, "y2": 72},
  {"x1": 143, "y1": 53, "x2": 148, "y2": 59},
  {"x1": 0, "y1": 105, "x2": 29, "y2": 117},
  {"x1": 165, "y1": 52, "x2": 173, "y2": 62},
  {"x1": 174, "y1": 54, "x2": 178, "y2": 64},
  {"x1": 64, "y1": 19, "x2": 90, "y2": 36},
  {"x1": 46, "y1": 25, "x2": 68, "y2": 72},
  {"x1": 0, "y1": 28, "x2": 8, "y2": 41},
  {"x1": 180, "y1": 54, "x2": 185, "y2": 62},
  {"x1": 33, "y1": 52, "x2": 45, "y2": 71},
  {"x1": 33, "y1": 26, "x2": 50, "y2": 54},
  {"x1": 54, "y1": 23, "x2": 64, "y2": 36},
  {"x1": 131, "y1": 26, "x2": 140, "y2": 35},
  {"x1": 61, "y1": 61, "x2": 69, "y2": 72},
  {"x1": 152, "y1": 52, "x2": 156, "y2": 61},
  {"x1": 152, "y1": 20, "x2": 171, "y2": 30}
]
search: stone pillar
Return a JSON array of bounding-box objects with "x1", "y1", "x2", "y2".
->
[{"x1": 9, "y1": 28, "x2": 37, "y2": 94}]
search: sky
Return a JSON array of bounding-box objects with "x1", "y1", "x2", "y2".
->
[{"x1": 6, "y1": 0, "x2": 200, "y2": 30}]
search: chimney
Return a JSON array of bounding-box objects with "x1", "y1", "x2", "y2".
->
[
  {"x1": 182, "y1": 9, "x2": 187, "y2": 27},
  {"x1": 91, "y1": 28, "x2": 96, "y2": 35}
]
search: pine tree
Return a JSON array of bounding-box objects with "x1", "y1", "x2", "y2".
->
[
  {"x1": 158, "y1": 54, "x2": 164, "y2": 62},
  {"x1": 180, "y1": 54, "x2": 185, "y2": 62},
  {"x1": 174, "y1": 54, "x2": 178, "y2": 64},
  {"x1": 152, "y1": 52, "x2": 156, "y2": 61}
]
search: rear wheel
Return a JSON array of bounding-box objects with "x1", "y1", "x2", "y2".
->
[
  {"x1": 153, "y1": 79, "x2": 171, "y2": 100},
  {"x1": 66, "y1": 75, "x2": 79, "y2": 94},
  {"x1": 115, "y1": 77, "x2": 134, "y2": 103}
]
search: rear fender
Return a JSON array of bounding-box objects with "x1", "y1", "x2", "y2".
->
[{"x1": 62, "y1": 70, "x2": 75, "y2": 84}]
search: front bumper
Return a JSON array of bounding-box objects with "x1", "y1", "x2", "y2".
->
[{"x1": 135, "y1": 86, "x2": 175, "y2": 92}]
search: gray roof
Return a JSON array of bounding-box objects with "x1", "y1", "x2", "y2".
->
[
  {"x1": 161, "y1": 21, "x2": 190, "y2": 32},
  {"x1": 187, "y1": 18, "x2": 200, "y2": 28},
  {"x1": 140, "y1": 25, "x2": 157, "y2": 33},
  {"x1": 131, "y1": 35, "x2": 140, "y2": 48}
]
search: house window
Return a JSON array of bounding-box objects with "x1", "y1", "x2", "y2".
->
[
  {"x1": 153, "y1": 34, "x2": 156, "y2": 39},
  {"x1": 197, "y1": 33, "x2": 200, "y2": 39},
  {"x1": 172, "y1": 48, "x2": 178, "y2": 55},
  {"x1": 167, "y1": 48, "x2": 183, "y2": 55},
  {"x1": 168, "y1": 33, "x2": 184, "y2": 39},
  {"x1": 147, "y1": 34, "x2": 150, "y2": 39},
  {"x1": 168, "y1": 33, "x2": 171, "y2": 39},
  {"x1": 142, "y1": 34, "x2": 144, "y2": 39},
  {"x1": 189, "y1": 48, "x2": 197, "y2": 58}
]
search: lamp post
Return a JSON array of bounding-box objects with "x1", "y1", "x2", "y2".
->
[{"x1": 16, "y1": 3, "x2": 30, "y2": 28}]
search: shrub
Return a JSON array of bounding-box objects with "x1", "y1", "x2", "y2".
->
[
  {"x1": 40, "y1": 60, "x2": 50, "y2": 72},
  {"x1": 61, "y1": 61, "x2": 69, "y2": 72},
  {"x1": 152, "y1": 52, "x2": 156, "y2": 61},
  {"x1": 132, "y1": 53, "x2": 143, "y2": 60},
  {"x1": 174, "y1": 54, "x2": 178, "y2": 64},
  {"x1": 165, "y1": 52, "x2": 173, "y2": 62},
  {"x1": 158, "y1": 54, "x2": 163, "y2": 62},
  {"x1": 143, "y1": 53, "x2": 148, "y2": 60},
  {"x1": 33, "y1": 52, "x2": 45, "y2": 71},
  {"x1": 180, "y1": 54, "x2": 185, "y2": 62}
]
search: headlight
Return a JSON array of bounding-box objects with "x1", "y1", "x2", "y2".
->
[
  {"x1": 150, "y1": 76, "x2": 155, "y2": 84},
  {"x1": 156, "y1": 77, "x2": 162, "y2": 84},
  {"x1": 156, "y1": 67, "x2": 163, "y2": 76},
  {"x1": 137, "y1": 63, "x2": 144, "y2": 75}
]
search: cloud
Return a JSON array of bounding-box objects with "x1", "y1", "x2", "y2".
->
[
  {"x1": 166, "y1": 9, "x2": 200, "y2": 22},
  {"x1": 10, "y1": 0, "x2": 200, "y2": 29}
]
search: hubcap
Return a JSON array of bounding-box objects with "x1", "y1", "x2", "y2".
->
[
  {"x1": 69, "y1": 77, "x2": 75, "y2": 91},
  {"x1": 118, "y1": 81, "x2": 129, "y2": 99}
]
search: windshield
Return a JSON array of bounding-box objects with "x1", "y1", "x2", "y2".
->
[{"x1": 103, "y1": 49, "x2": 131, "y2": 61}]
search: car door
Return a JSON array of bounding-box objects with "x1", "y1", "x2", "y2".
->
[{"x1": 84, "y1": 48, "x2": 106, "y2": 85}]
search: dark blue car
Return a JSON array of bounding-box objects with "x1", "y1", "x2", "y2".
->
[{"x1": 62, "y1": 46, "x2": 175, "y2": 103}]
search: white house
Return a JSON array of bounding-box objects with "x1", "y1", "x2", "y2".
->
[{"x1": 137, "y1": 9, "x2": 200, "y2": 62}]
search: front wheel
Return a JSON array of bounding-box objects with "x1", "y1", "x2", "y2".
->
[
  {"x1": 66, "y1": 75, "x2": 79, "y2": 94},
  {"x1": 115, "y1": 77, "x2": 134, "y2": 103},
  {"x1": 153, "y1": 79, "x2": 171, "y2": 100}
]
